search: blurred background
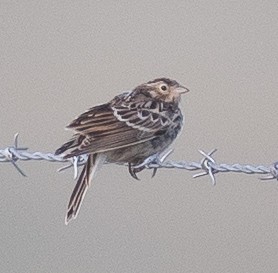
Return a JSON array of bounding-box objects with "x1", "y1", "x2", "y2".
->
[{"x1": 1, "y1": 1, "x2": 278, "y2": 272}]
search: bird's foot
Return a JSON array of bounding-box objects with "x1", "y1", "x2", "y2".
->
[{"x1": 128, "y1": 163, "x2": 145, "y2": 180}]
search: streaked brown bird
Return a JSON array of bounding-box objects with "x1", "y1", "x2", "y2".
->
[{"x1": 55, "y1": 78, "x2": 189, "y2": 224}]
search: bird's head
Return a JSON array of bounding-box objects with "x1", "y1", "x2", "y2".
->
[{"x1": 136, "y1": 78, "x2": 189, "y2": 104}]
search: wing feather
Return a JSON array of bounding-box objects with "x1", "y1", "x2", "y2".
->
[{"x1": 56, "y1": 95, "x2": 177, "y2": 158}]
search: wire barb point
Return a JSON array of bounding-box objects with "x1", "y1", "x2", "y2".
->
[
  {"x1": 260, "y1": 162, "x2": 278, "y2": 181},
  {"x1": 193, "y1": 149, "x2": 218, "y2": 185},
  {"x1": 3, "y1": 133, "x2": 28, "y2": 177},
  {"x1": 57, "y1": 156, "x2": 81, "y2": 180}
]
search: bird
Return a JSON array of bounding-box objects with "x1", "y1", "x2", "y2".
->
[{"x1": 55, "y1": 78, "x2": 189, "y2": 224}]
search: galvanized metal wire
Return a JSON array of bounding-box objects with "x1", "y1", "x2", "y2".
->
[{"x1": 0, "y1": 133, "x2": 277, "y2": 184}]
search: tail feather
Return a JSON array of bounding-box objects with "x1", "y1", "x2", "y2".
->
[{"x1": 65, "y1": 153, "x2": 105, "y2": 224}]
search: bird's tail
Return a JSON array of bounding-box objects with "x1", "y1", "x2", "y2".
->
[{"x1": 65, "y1": 153, "x2": 105, "y2": 224}]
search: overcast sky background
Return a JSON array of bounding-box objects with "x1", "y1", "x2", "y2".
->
[{"x1": 1, "y1": 1, "x2": 278, "y2": 273}]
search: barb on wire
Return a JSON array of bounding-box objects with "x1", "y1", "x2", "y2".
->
[
  {"x1": 57, "y1": 156, "x2": 87, "y2": 180},
  {"x1": 260, "y1": 162, "x2": 278, "y2": 181},
  {"x1": 0, "y1": 133, "x2": 277, "y2": 184},
  {"x1": 193, "y1": 149, "x2": 218, "y2": 185},
  {"x1": 2, "y1": 133, "x2": 28, "y2": 177}
]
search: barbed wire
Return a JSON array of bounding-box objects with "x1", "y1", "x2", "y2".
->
[{"x1": 1, "y1": 133, "x2": 277, "y2": 184}]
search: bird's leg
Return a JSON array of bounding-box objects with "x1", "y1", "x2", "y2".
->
[
  {"x1": 128, "y1": 150, "x2": 173, "y2": 180},
  {"x1": 150, "y1": 149, "x2": 174, "y2": 178}
]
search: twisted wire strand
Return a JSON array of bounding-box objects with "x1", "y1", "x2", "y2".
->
[{"x1": 0, "y1": 134, "x2": 277, "y2": 183}]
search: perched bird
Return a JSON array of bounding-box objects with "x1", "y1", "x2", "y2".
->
[{"x1": 55, "y1": 78, "x2": 189, "y2": 224}]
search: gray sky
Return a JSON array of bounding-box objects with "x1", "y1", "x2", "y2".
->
[{"x1": 1, "y1": 1, "x2": 278, "y2": 273}]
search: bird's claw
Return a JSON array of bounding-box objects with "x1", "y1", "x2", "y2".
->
[
  {"x1": 150, "y1": 149, "x2": 173, "y2": 178},
  {"x1": 128, "y1": 163, "x2": 145, "y2": 180},
  {"x1": 151, "y1": 168, "x2": 158, "y2": 178},
  {"x1": 128, "y1": 149, "x2": 173, "y2": 180}
]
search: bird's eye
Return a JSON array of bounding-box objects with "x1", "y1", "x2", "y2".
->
[{"x1": 160, "y1": 85, "x2": 167, "y2": 91}]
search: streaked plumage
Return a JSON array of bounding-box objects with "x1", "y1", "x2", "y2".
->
[{"x1": 55, "y1": 78, "x2": 189, "y2": 224}]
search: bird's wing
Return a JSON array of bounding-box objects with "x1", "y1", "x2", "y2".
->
[{"x1": 56, "y1": 98, "x2": 174, "y2": 158}]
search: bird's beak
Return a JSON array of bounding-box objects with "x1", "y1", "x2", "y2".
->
[{"x1": 175, "y1": 85, "x2": 190, "y2": 94}]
